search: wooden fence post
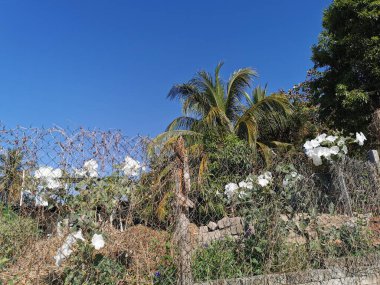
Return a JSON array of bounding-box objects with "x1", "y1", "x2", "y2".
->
[{"x1": 173, "y1": 137, "x2": 194, "y2": 285}]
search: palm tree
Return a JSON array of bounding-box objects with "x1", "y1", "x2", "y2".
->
[
  {"x1": 147, "y1": 64, "x2": 293, "y2": 222},
  {"x1": 0, "y1": 149, "x2": 23, "y2": 206},
  {"x1": 151, "y1": 63, "x2": 293, "y2": 158}
]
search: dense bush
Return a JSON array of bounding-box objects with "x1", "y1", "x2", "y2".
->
[{"x1": 189, "y1": 133, "x2": 258, "y2": 224}]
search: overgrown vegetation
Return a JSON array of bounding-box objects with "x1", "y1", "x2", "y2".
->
[
  {"x1": 0, "y1": 206, "x2": 40, "y2": 268},
  {"x1": 1, "y1": 1, "x2": 380, "y2": 284}
]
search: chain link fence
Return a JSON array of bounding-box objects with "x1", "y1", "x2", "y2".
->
[{"x1": 0, "y1": 127, "x2": 379, "y2": 284}]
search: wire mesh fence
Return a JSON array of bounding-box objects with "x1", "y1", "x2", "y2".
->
[{"x1": 0, "y1": 127, "x2": 379, "y2": 285}]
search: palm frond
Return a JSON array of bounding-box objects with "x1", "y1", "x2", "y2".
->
[
  {"x1": 214, "y1": 62, "x2": 225, "y2": 110},
  {"x1": 244, "y1": 93, "x2": 293, "y2": 137},
  {"x1": 251, "y1": 84, "x2": 268, "y2": 105},
  {"x1": 148, "y1": 130, "x2": 203, "y2": 156},
  {"x1": 268, "y1": 141, "x2": 294, "y2": 151},
  {"x1": 198, "y1": 153, "x2": 209, "y2": 185},
  {"x1": 235, "y1": 111, "x2": 258, "y2": 146},
  {"x1": 167, "y1": 83, "x2": 199, "y2": 101},
  {"x1": 256, "y1": 141, "x2": 273, "y2": 167},
  {"x1": 204, "y1": 107, "x2": 233, "y2": 132},
  {"x1": 196, "y1": 70, "x2": 218, "y2": 107},
  {"x1": 226, "y1": 68, "x2": 257, "y2": 121},
  {"x1": 166, "y1": 116, "x2": 200, "y2": 131}
]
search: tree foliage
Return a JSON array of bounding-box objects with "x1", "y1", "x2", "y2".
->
[
  {"x1": 152, "y1": 63, "x2": 293, "y2": 161},
  {"x1": 0, "y1": 149, "x2": 23, "y2": 206},
  {"x1": 310, "y1": 0, "x2": 380, "y2": 132}
]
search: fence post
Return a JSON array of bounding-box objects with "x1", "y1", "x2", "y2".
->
[
  {"x1": 368, "y1": 150, "x2": 380, "y2": 172},
  {"x1": 338, "y1": 157, "x2": 353, "y2": 216},
  {"x1": 173, "y1": 137, "x2": 194, "y2": 285}
]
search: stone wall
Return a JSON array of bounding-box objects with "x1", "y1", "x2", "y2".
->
[
  {"x1": 194, "y1": 256, "x2": 380, "y2": 285},
  {"x1": 193, "y1": 213, "x2": 375, "y2": 247},
  {"x1": 197, "y1": 217, "x2": 245, "y2": 245}
]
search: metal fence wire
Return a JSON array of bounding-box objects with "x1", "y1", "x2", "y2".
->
[{"x1": 0, "y1": 127, "x2": 379, "y2": 285}]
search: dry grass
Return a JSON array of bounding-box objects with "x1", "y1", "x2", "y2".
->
[
  {"x1": 0, "y1": 235, "x2": 63, "y2": 284},
  {"x1": 0, "y1": 225, "x2": 170, "y2": 285},
  {"x1": 102, "y1": 225, "x2": 170, "y2": 284}
]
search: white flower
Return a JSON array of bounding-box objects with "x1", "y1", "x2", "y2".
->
[
  {"x1": 238, "y1": 178, "x2": 254, "y2": 190},
  {"x1": 46, "y1": 179, "x2": 61, "y2": 189},
  {"x1": 306, "y1": 146, "x2": 337, "y2": 164},
  {"x1": 290, "y1": 171, "x2": 298, "y2": 178},
  {"x1": 326, "y1": 135, "x2": 338, "y2": 143},
  {"x1": 91, "y1": 233, "x2": 105, "y2": 250},
  {"x1": 318, "y1": 147, "x2": 333, "y2": 159},
  {"x1": 72, "y1": 230, "x2": 85, "y2": 241},
  {"x1": 224, "y1": 183, "x2": 238, "y2": 200},
  {"x1": 282, "y1": 178, "x2": 289, "y2": 187},
  {"x1": 34, "y1": 167, "x2": 50, "y2": 179},
  {"x1": 304, "y1": 139, "x2": 320, "y2": 150},
  {"x1": 83, "y1": 159, "x2": 98, "y2": 177},
  {"x1": 122, "y1": 156, "x2": 144, "y2": 177},
  {"x1": 238, "y1": 180, "x2": 253, "y2": 191},
  {"x1": 74, "y1": 159, "x2": 99, "y2": 178},
  {"x1": 316, "y1": 133, "x2": 327, "y2": 143},
  {"x1": 310, "y1": 152, "x2": 323, "y2": 166},
  {"x1": 54, "y1": 230, "x2": 85, "y2": 267},
  {"x1": 303, "y1": 140, "x2": 314, "y2": 151},
  {"x1": 34, "y1": 166, "x2": 62, "y2": 189},
  {"x1": 341, "y1": 145, "x2": 348, "y2": 154},
  {"x1": 257, "y1": 171, "x2": 272, "y2": 187},
  {"x1": 74, "y1": 168, "x2": 86, "y2": 177},
  {"x1": 245, "y1": 181, "x2": 253, "y2": 190},
  {"x1": 330, "y1": 146, "x2": 340, "y2": 155},
  {"x1": 355, "y1": 132, "x2": 366, "y2": 146},
  {"x1": 257, "y1": 176, "x2": 269, "y2": 187}
]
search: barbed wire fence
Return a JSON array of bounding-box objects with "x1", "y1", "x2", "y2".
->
[{"x1": 0, "y1": 127, "x2": 379, "y2": 284}]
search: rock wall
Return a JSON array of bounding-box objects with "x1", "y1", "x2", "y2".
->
[
  {"x1": 197, "y1": 217, "x2": 245, "y2": 245},
  {"x1": 194, "y1": 262, "x2": 380, "y2": 285},
  {"x1": 193, "y1": 213, "x2": 374, "y2": 247}
]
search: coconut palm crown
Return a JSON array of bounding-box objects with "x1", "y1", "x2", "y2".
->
[{"x1": 151, "y1": 62, "x2": 293, "y2": 156}]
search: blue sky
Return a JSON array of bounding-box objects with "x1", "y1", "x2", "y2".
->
[{"x1": 0, "y1": 0, "x2": 331, "y2": 137}]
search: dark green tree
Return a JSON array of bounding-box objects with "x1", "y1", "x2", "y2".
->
[
  {"x1": 310, "y1": 0, "x2": 380, "y2": 133},
  {"x1": 0, "y1": 149, "x2": 23, "y2": 206}
]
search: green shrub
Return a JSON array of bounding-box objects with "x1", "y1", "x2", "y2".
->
[
  {"x1": 0, "y1": 205, "x2": 39, "y2": 267},
  {"x1": 319, "y1": 222, "x2": 374, "y2": 259},
  {"x1": 192, "y1": 238, "x2": 247, "y2": 282},
  {"x1": 58, "y1": 243, "x2": 126, "y2": 285},
  {"x1": 153, "y1": 242, "x2": 177, "y2": 285},
  {"x1": 191, "y1": 133, "x2": 257, "y2": 224}
]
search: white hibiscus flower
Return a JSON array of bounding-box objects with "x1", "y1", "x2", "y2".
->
[
  {"x1": 355, "y1": 132, "x2": 366, "y2": 146},
  {"x1": 91, "y1": 233, "x2": 105, "y2": 250}
]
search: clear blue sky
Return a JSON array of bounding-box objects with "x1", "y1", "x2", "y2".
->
[{"x1": 0, "y1": 0, "x2": 331, "y2": 137}]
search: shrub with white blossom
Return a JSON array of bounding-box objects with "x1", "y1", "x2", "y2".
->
[
  {"x1": 34, "y1": 166, "x2": 62, "y2": 189},
  {"x1": 74, "y1": 159, "x2": 99, "y2": 178},
  {"x1": 303, "y1": 132, "x2": 366, "y2": 166},
  {"x1": 54, "y1": 230, "x2": 105, "y2": 267},
  {"x1": 223, "y1": 171, "x2": 273, "y2": 202},
  {"x1": 122, "y1": 156, "x2": 146, "y2": 177}
]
